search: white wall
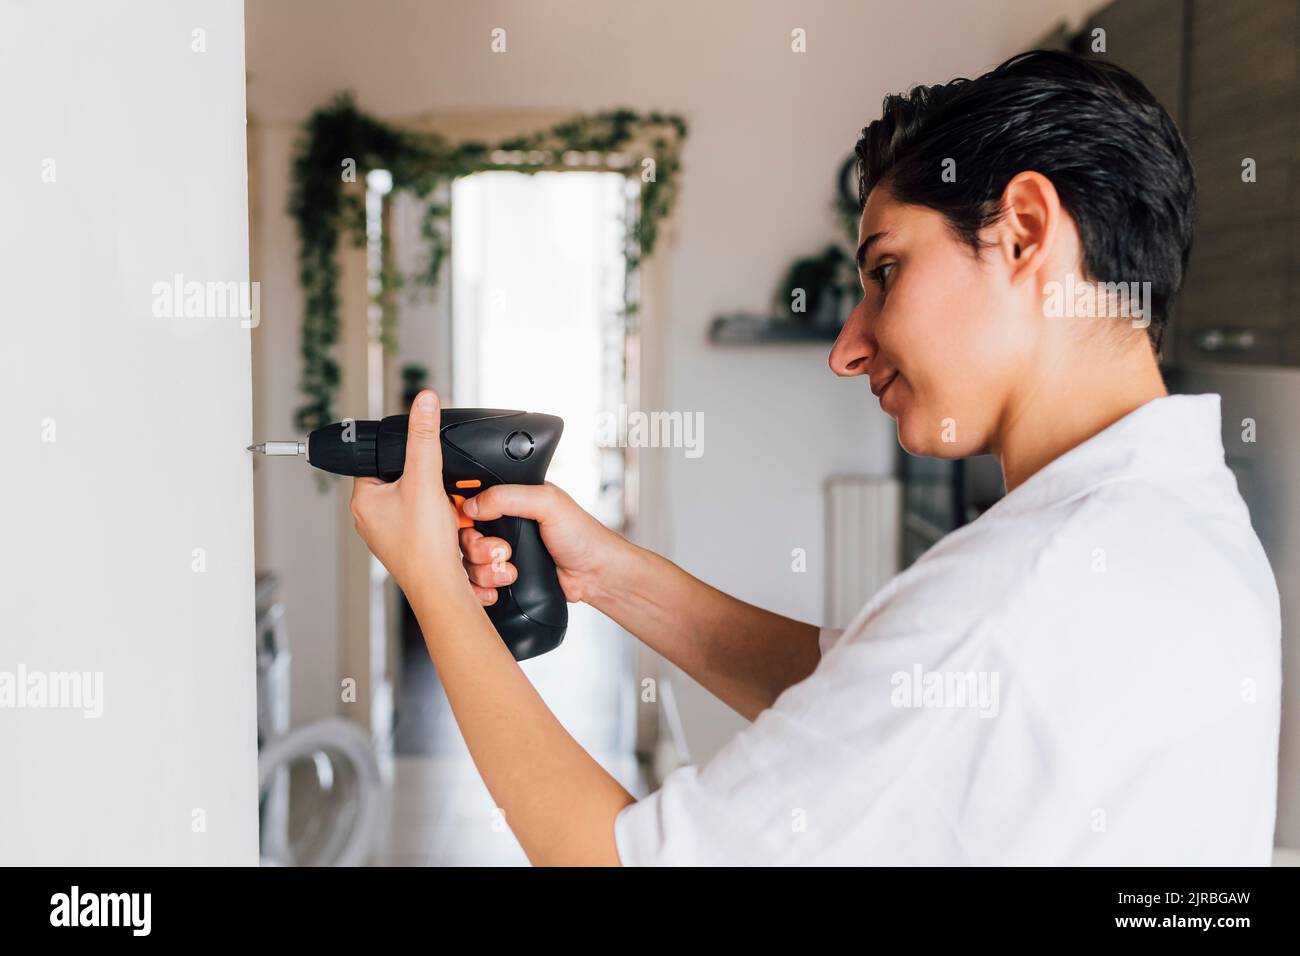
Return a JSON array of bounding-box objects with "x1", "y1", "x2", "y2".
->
[
  {"x1": 248, "y1": 121, "x2": 345, "y2": 728},
  {"x1": 245, "y1": 0, "x2": 1096, "y2": 755},
  {"x1": 0, "y1": 0, "x2": 257, "y2": 864}
]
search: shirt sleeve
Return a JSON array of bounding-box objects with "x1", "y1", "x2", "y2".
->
[
  {"x1": 612, "y1": 680, "x2": 916, "y2": 866},
  {"x1": 613, "y1": 610, "x2": 1006, "y2": 866},
  {"x1": 614, "y1": 708, "x2": 828, "y2": 866}
]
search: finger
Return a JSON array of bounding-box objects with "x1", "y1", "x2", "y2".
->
[
  {"x1": 401, "y1": 389, "x2": 443, "y2": 487},
  {"x1": 458, "y1": 526, "x2": 484, "y2": 555},
  {"x1": 471, "y1": 585, "x2": 499, "y2": 606},
  {"x1": 463, "y1": 557, "x2": 517, "y2": 588},
  {"x1": 463, "y1": 482, "x2": 557, "y2": 523},
  {"x1": 460, "y1": 531, "x2": 512, "y2": 566}
]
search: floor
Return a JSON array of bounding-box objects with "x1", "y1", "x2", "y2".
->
[{"x1": 372, "y1": 601, "x2": 646, "y2": 866}]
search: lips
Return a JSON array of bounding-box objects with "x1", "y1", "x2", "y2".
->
[{"x1": 870, "y1": 372, "x2": 898, "y2": 399}]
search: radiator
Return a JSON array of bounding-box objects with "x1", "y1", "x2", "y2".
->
[{"x1": 825, "y1": 477, "x2": 902, "y2": 628}]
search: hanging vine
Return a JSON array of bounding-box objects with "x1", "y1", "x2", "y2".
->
[{"x1": 289, "y1": 93, "x2": 687, "y2": 432}]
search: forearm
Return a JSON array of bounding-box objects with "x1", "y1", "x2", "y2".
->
[
  {"x1": 586, "y1": 541, "x2": 821, "y2": 720},
  {"x1": 408, "y1": 578, "x2": 635, "y2": 866}
]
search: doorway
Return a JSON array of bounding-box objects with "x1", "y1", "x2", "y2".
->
[{"x1": 381, "y1": 169, "x2": 642, "y2": 864}]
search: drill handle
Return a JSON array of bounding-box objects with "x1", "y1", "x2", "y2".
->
[
  {"x1": 446, "y1": 470, "x2": 567, "y2": 660},
  {"x1": 474, "y1": 513, "x2": 567, "y2": 660}
]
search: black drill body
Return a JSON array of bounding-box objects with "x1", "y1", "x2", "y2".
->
[{"x1": 307, "y1": 409, "x2": 567, "y2": 661}]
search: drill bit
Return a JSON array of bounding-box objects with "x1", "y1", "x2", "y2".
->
[{"x1": 247, "y1": 441, "x2": 306, "y2": 456}]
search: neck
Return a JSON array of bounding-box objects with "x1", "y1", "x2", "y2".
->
[{"x1": 993, "y1": 338, "x2": 1168, "y2": 494}]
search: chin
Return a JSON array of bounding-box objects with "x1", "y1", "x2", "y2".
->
[
  {"x1": 896, "y1": 414, "x2": 969, "y2": 460},
  {"x1": 895, "y1": 418, "x2": 930, "y2": 457}
]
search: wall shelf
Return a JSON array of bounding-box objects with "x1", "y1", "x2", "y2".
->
[{"x1": 708, "y1": 313, "x2": 841, "y2": 344}]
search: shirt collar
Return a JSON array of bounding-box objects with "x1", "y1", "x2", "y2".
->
[{"x1": 986, "y1": 393, "x2": 1226, "y2": 517}]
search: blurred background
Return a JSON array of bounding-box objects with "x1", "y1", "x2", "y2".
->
[{"x1": 242, "y1": 0, "x2": 1300, "y2": 865}]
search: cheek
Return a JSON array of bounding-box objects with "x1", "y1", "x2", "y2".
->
[
  {"x1": 875, "y1": 259, "x2": 975, "y2": 416},
  {"x1": 880, "y1": 255, "x2": 1025, "y2": 454},
  {"x1": 879, "y1": 254, "x2": 983, "y2": 377}
]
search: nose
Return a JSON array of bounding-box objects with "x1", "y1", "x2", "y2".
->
[{"x1": 828, "y1": 296, "x2": 874, "y2": 377}]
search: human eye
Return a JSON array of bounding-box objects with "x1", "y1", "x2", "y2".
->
[{"x1": 869, "y1": 260, "x2": 896, "y2": 291}]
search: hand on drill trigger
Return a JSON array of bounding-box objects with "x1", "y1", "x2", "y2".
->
[
  {"x1": 350, "y1": 388, "x2": 622, "y2": 608},
  {"x1": 459, "y1": 469, "x2": 622, "y2": 609}
]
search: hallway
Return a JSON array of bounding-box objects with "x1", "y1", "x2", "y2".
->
[{"x1": 376, "y1": 602, "x2": 645, "y2": 865}]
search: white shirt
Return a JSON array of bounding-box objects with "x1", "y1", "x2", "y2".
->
[{"x1": 615, "y1": 394, "x2": 1281, "y2": 865}]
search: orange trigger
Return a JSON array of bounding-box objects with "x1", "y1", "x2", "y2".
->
[{"x1": 449, "y1": 494, "x2": 474, "y2": 530}]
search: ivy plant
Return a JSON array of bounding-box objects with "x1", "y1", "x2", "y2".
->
[{"x1": 288, "y1": 93, "x2": 687, "y2": 432}]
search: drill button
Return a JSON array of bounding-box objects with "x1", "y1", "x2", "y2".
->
[
  {"x1": 448, "y1": 494, "x2": 475, "y2": 529},
  {"x1": 505, "y1": 430, "x2": 534, "y2": 461}
]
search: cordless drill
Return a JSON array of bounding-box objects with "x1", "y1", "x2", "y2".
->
[{"x1": 250, "y1": 409, "x2": 567, "y2": 660}]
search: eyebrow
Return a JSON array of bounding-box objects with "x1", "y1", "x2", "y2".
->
[{"x1": 856, "y1": 231, "x2": 890, "y2": 271}]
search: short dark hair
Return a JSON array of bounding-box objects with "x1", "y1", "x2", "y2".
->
[{"x1": 855, "y1": 50, "x2": 1195, "y2": 352}]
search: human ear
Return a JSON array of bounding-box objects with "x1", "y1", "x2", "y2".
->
[{"x1": 997, "y1": 171, "x2": 1061, "y2": 284}]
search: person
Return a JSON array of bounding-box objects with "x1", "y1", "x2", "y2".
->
[{"x1": 350, "y1": 51, "x2": 1280, "y2": 865}]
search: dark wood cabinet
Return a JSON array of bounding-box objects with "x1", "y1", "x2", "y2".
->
[
  {"x1": 1185, "y1": 0, "x2": 1297, "y2": 225},
  {"x1": 1081, "y1": 0, "x2": 1187, "y2": 125},
  {"x1": 1181, "y1": 0, "x2": 1299, "y2": 366},
  {"x1": 1080, "y1": 0, "x2": 1300, "y2": 368}
]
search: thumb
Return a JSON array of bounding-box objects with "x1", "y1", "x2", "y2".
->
[
  {"x1": 463, "y1": 482, "x2": 558, "y2": 523},
  {"x1": 402, "y1": 389, "x2": 443, "y2": 484}
]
